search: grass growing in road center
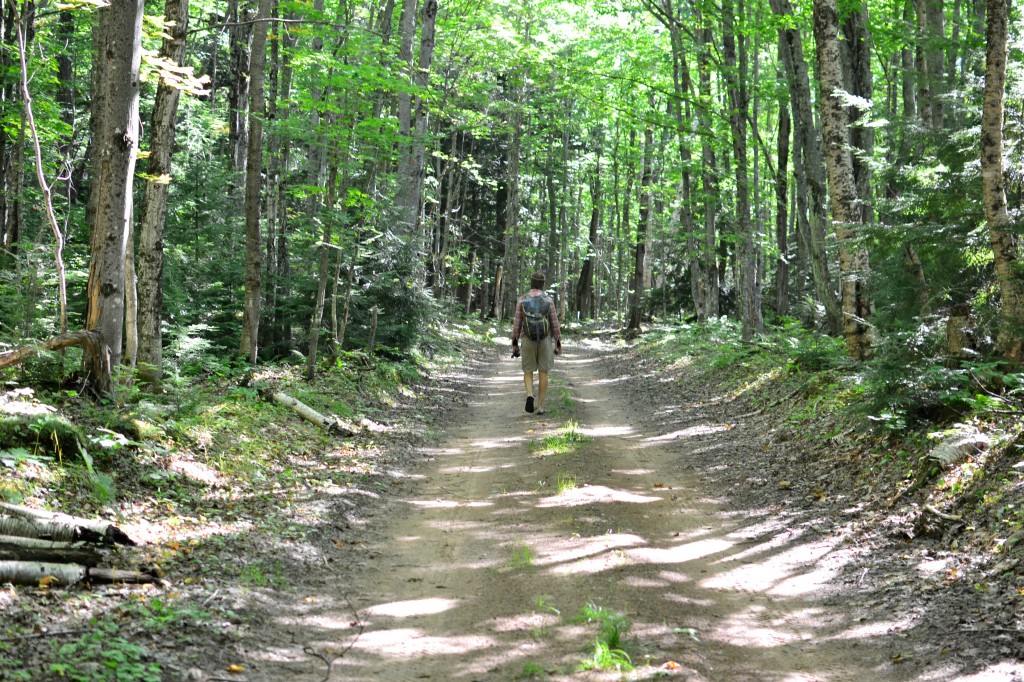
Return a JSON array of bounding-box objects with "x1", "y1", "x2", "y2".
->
[
  {"x1": 532, "y1": 420, "x2": 589, "y2": 456},
  {"x1": 573, "y1": 602, "x2": 634, "y2": 672}
]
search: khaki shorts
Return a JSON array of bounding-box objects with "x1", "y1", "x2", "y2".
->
[{"x1": 521, "y1": 336, "x2": 555, "y2": 373}]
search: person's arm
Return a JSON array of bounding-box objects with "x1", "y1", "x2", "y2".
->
[
  {"x1": 548, "y1": 299, "x2": 561, "y2": 352},
  {"x1": 511, "y1": 299, "x2": 524, "y2": 343}
]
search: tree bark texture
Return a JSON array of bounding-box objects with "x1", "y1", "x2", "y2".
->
[
  {"x1": 697, "y1": 23, "x2": 719, "y2": 319},
  {"x1": 771, "y1": 0, "x2": 841, "y2": 333},
  {"x1": 137, "y1": 0, "x2": 189, "y2": 387},
  {"x1": 775, "y1": 97, "x2": 791, "y2": 315},
  {"x1": 981, "y1": 0, "x2": 1024, "y2": 361},
  {"x1": 239, "y1": 0, "x2": 273, "y2": 364},
  {"x1": 723, "y1": 0, "x2": 762, "y2": 340},
  {"x1": 814, "y1": 0, "x2": 873, "y2": 359},
  {"x1": 627, "y1": 122, "x2": 653, "y2": 332},
  {"x1": 85, "y1": 0, "x2": 144, "y2": 394}
]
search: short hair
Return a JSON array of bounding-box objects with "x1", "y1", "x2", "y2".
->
[{"x1": 529, "y1": 272, "x2": 545, "y2": 290}]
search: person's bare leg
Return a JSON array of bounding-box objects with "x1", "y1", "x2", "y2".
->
[
  {"x1": 523, "y1": 371, "x2": 535, "y2": 412},
  {"x1": 537, "y1": 371, "x2": 549, "y2": 413}
]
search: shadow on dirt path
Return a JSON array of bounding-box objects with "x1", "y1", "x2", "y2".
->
[{"x1": 235, "y1": 341, "x2": 979, "y2": 681}]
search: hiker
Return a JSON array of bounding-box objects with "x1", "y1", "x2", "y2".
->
[{"x1": 511, "y1": 271, "x2": 561, "y2": 415}]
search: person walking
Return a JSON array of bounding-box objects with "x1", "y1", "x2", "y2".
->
[{"x1": 511, "y1": 271, "x2": 561, "y2": 415}]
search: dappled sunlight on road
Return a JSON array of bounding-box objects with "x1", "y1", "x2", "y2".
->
[
  {"x1": 350, "y1": 628, "x2": 497, "y2": 657},
  {"x1": 406, "y1": 498, "x2": 495, "y2": 509},
  {"x1": 702, "y1": 532, "x2": 848, "y2": 597},
  {"x1": 580, "y1": 424, "x2": 635, "y2": 437},
  {"x1": 275, "y1": 346, "x2": 937, "y2": 682},
  {"x1": 363, "y1": 598, "x2": 461, "y2": 618},
  {"x1": 536, "y1": 484, "x2": 661, "y2": 507},
  {"x1": 531, "y1": 532, "x2": 646, "y2": 567},
  {"x1": 644, "y1": 423, "x2": 731, "y2": 442},
  {"x1": 625, "y1": 537, "x2": 736, "y2": 565}
]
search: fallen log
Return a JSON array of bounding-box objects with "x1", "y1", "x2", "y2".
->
[
  {"x1": 0, "y1": 502, "x2": 135, "y2": 546},
  {"x1": 0, "y1": 516, "x2": 79, "y2": 543},
  {"x1": 0, "y1": 560, "x2": 86, "y2": 587},
  {"x1": 88, "y1": 568, "x2": 155, "y2": 584},
  {"x1": 262, "y1": 390, "x2": 353, "y2": 436},
  {"x1": 0, "y1": 561, "x2": 155, "y2": 587},
  {"x1": 0, "y1": 535, "x2": 103, "y2": 566}
]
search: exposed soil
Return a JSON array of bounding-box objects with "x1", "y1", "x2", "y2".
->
[{"x1": 184, "y1": 337, "x2": 1024, "y2": 681}]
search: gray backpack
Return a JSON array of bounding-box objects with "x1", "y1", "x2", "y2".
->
[{"x1": 522, "y1": 296, "x2": 551, "y2": 341}]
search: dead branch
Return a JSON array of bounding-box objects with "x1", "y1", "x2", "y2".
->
[
  {"x1": 923, "y1": 505, "x2": 963, "y2": 522},
  {"x1": 0, "y1": 330, "x2": 104, "y2": 371}
]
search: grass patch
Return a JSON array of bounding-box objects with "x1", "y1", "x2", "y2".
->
[
  {"x1": 514, "y1": 661, "x2": 547, "y2": 679},
  {"x1": 534, "y1": 420, "x2": 589, "y2": 456},
  {"x1": 508, "y1": 542, "x2": 534, "y2": 569},
  {"x1": 556, "y1": 471, "x2": 577, "y2": 493},
  {"x1": 573, "y1": 602, "x2": 633, "y2": 672}
]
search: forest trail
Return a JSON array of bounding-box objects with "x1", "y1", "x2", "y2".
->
[{"x1": 237, "y1": 341, "x2": 925, "y2": 681}]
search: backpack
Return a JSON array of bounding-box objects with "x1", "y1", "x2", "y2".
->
[{"x1": 522, "y1": 295, "x2": 551, "y2": 341}]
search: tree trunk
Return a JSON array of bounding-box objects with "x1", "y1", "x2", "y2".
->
[
  {"x1": 724, "y1": 0, "x2": 762, "y2": 339},
  {"x1": 697, "y1": 22, "x2": 719, "y2": 319},
  {"x1": 981, "y1": 0, "x2": 1024, "y2": 361},
  {"x1": 772, "y1": 0, "x2": 840, "y2": 333},
  {"x1": 814, "y1": 0, "x2": 873, "y2": 359},
  {"x1": 842, "y1": 2, "x2": 874, "y2": 224},
  {"x1": 627, "y1": 119, "x2": 653, "y2": 332},
  {"x1": 227, "y1": 0, "x2": 252, "y2": 172},
  {"x1": 239, "y1": 0, "x2": 273, "y2": 364},
  {"x1": 775, "y1": 95, "x2": 791, "y2": 316},
  {"x1": 137, "y1": 0, "x2": 189, "y2": 387},
  {"x1": 575, "y1": 151, "x2": 600, "y2": 320},
  {"x1": 85, "y1": 0, "x2": 144, "y2": 394},
  {"x1": 12, "y1": 5, "x2": 68, "y2": 334}
]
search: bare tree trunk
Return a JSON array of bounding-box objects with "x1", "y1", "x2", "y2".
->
[
  {"x1": 239, "y1": 0, "x2": 272, "y2": 364},
  {"x1": 85, "y1": 0, "x2": 144, "y2": 394},
  {"x1": 627, "y1": 117, "x2": 653, "y2": 332},
  {"x1": 775, "y1": 96, "x2": 791, "y2": 316},
  {"x1": 576, "y1": 149, "x2": 600, "y2": 319},
  {"x1": 724, "y1": 0, "x2": 762, "y2": 339},
  {"x1": 11, "y1": 6, "x2": 67, "y2": 334},
  {"x1": 771, "y1": 0, "x2": 841, "y2": 333},
  {"x1": 814, "y1": 0, "x2": 873, "y2": 359},
  {"x1": 981, "y1": 0, "x2": 1024, "y2": 361},
  {"x1": 137, "y1": 0, "x2": 189, "y2": 387},
  {"x1": 697, "y1": 22, "x2": 719, "y2": 319},
  {"x1": 228, "y1": 0, "x2": 252, "y2": 172}
]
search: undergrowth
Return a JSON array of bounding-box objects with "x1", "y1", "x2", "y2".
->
[
  {"x1": 0, "y1": 319, "x2": 486, "y2": 681},
  {"x1": 640, "y1": 316, "x2": 1024, "y2": 587}
]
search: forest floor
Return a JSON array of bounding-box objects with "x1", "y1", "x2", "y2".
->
[
  {"x1": 186, "y1": 333, "x2": 1021, "y2": 681},
  {"x1": 3, "y1": 329, "x2": 1023, "y2": 681}
]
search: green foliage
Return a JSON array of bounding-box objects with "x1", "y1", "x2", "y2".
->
[
  {"x1": 556, "y1": 471, "x2": 577, "y2": 493},
  {"x1": 534, "y1": 420, "x2": 589, "y2": 456},
  {"x1": 48, "y1": 622, "x2": 161, "y2": 682},
  {"x1": 509, "y1": 542, "x2": 534, "y2": 569},
  {"x1": 0, "y1": 413, "x2": 82, "y2": 462},
  {"x1": 860, "y1": 326, "x2": 1022, "y2": 429},
  {"x1": 240, "y1": 560, "x2": 287, "y2": 588},
  {"x1": 573, "y1": 602, "x2": 634, "y2": 672},
  {"x1": 514, "y1": 661, "x2": 547, "y2": 679}
]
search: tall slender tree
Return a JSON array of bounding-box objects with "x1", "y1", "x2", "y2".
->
[{"x1": 981, "y1": 0, "x2": 1023, "y2": 361}]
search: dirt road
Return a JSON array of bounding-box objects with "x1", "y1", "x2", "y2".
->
[{"x1": 234, "y1": 342, "x2": 950, "y2": 681}]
